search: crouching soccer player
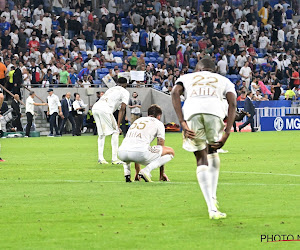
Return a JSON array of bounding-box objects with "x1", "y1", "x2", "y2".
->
[
  {"x1": 172, "y1": 58, "x2": 236, "y2": 219},
  {"x1": 118, "y1": 104, "x2": 174, "y2": 182}
]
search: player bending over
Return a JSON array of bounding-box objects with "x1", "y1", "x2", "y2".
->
[
  {"x1": 118, "y1": 104, "x2": 174, "y2": 182},
  {"x1": 92, "y1": 77, "x2": 129, "y2": 164},
  {"x1": 171, "y1": 58, "x2": 236, "y2": 220}
]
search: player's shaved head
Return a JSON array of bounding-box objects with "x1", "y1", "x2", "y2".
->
[
  {"x1": 148, "y1": 104, "x2": 162, "y2": 118},
  {"x1": 195, "y1": 58, "x2": 216, "y2": 72},
  {"x1": 118, "y1": 77, "x2": 127, "y2": 87}
]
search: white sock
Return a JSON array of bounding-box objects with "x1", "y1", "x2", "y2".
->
[
  {"x1": 208, "y1": 153, "x2": 220, "y2": 200},
  {"x1": 143, "y1": 154, "x2": 173, "y2": 174},
  {"x1": 123, "y1": 162, "x2": 131, "y2": 176},
  {"x1": 98, "y1": 135, "x2": 105, "y2": 161},
  {"x1": 111, "y1": 132, "x2": 119, "y2": 161},
  {"x1": 196, "y1": 165, "x2": 217, "y2": 212}
]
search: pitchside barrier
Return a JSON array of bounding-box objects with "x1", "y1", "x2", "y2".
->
[{"x1": 238, "y1": 107, "x2": 300, "y2": 131}]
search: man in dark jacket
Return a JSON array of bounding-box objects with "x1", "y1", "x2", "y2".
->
[
  {"x1": 11, "y1": 94, "x2": 23, "y2": 131},
  {"x1": 239, "y1": 92, "x2": 256, "y2": 132},
  {"x1": 59, "y1": 92, "x2": 75, "y2": 136}
]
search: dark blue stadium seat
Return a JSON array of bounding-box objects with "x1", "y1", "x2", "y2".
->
[
  {"x1": 104, "y1": 62, "x2": 112, "y2": 69},
  {"x1": 121, "y1": 18, "x2": 129, "y2": 25},
  {"x1": 111, "y1": 63, "x2": 118, "y2": 68},
  {"x1": 122, "y1": 24, "x2": 129, "y2": 32},
  {"x1": 157, "y1": 57, "x2": 164, "y2": 63},
  {"x1": 115, "y1": 51, "x2": 123, "y2": 57},
  {"x1": 149, "y1": 57, "x2": 156, "y2": 62},
  {"x1": 136, "y1": 51, "x2": 143, "y2": 57},
  {"x1": 94, "y1": 80, "x2": 102, "y2": 86},
  {"x1": 144, "y1": 57, "x2": 150, "y2": 63},
  {"x1": 258, "y1": 53, "x2": 264, "y2": 58},
  {"x1": 126, "y1": 51, "x2": 132, "y2": 56},
  {"x1": 101, "y1": 68, "x2": 109, "y2": 74},
  {"x1": 189, "y1": 58, "x2": 197, "y2": 68}
]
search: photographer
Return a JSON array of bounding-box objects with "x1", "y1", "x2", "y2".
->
[
  {"x1": 128, "y1": 92, "x2": 141, "y2": 123},
  {"x1": 73, "y1": 93, "x2": 87, "y2": 136}
]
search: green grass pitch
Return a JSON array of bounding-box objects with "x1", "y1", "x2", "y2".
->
[{"x1": 0, "y1": 131, "x2": 299, "y2": 249}]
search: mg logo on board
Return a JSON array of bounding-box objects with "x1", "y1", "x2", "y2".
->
[{"x1": 274, "y1": 117, "x2": 284, "y2": 131}]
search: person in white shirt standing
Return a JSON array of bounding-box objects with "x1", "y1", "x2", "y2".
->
[
  {"x1": 92, "y1": 77, "x2": 129, "y2": 165},
  {"x1": 258, "y1": 32, "x2": 270, "y2": 55},
  {"x1": 73, "y1": 93, "x2": 87, "y2": 136},
  {"x1": 46, "y1": 89, "x2": 63, "y2": 137},
  {"x1": 239, "y1": 61, "x2": 252, "y2": 89},
  {"x1": 172, "y1": 58, "x2": 237, "y2": 220},
  {"x1": 118, "y1": 105, "x2": 174, "y2": 182},
  {"x1": 217, "y1": 56, "x2": 228, "y2": 76},
  {"x1": 25, "y1": 91, "x2": 47, "y2": 137}
]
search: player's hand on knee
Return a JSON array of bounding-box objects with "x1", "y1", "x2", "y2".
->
[
  {"x1": 118, "y1": 127, "x2": 122, "y2": 134},
  {"x1": 209, "y1": 133, "x2": 229, "y2": 150},
  {"x1": 181, "y1": 121, "x2": 195, "y2": 139},
  {"x1": 160, "y1": 173, "x2": 170, "y2": 182}
]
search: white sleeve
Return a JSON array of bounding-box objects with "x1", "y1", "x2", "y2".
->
[
  {"x1": 224, "y1": 79, "x2": 237, "y2": 97},
  {"x1": 56, "y1": 96, "x2": 61, "y2": 107},
  {"x1": 157, "y1": 121, "x2": 165, "y2": 140},
  {"x1": 121, "y1": 90, "x2": 130, "y2": 105}
]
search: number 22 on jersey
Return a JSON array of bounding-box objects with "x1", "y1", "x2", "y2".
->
[{"x1": 190, "y1": 75, "x2": 218, "y2": 98}]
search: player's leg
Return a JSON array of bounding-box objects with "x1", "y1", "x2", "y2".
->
[
  {"x1": 134, "y1": 163, "x2": 141, "y2": 181},
  {"x1": 204, "y1": 114, "x2": 227, "y2": 219},
  {"x1": 110, "y1": 114, "x2": 123, "y2": 164},
  {"x1": 111, "y1": 132, "x2": 121, "y2": 163},
  {"x1": 139, "y1": 146, "x2": 174, "y2": 182},
  {"x1": 93, "y1": 109, "x2": 108, "y2": 164},
  {"x1": 208, "y1": 146, "x2": 220, "y2": 207}
]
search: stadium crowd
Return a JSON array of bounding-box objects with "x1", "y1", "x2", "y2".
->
[{"x1": 0, "y1": 0, "x2": 299, "y2": 102}]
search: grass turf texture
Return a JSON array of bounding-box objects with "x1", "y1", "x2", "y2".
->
[{"x1": 0, "y1": 131, "x2": 299, "y2": 249}]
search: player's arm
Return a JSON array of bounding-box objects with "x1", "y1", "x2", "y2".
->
[
  {"x1": 117, "y1": 102, "x2": 126, "y2": 133},
  {"x1": 171, "y1": 84, "x2": 195, "y2": 139},
  {"x1": 211, "y1": 92, "x2": 237, "y2": 149},
  {"x1": 157, "y1": 137, "x2": 170, "y2": 182}
]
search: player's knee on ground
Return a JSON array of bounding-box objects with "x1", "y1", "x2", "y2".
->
[{"x1": 162, "y1": 146, "x2": 175, "y2": 156}]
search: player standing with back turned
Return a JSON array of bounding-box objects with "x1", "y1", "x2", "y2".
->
[{"x1": 172, "y1": 58, "x2": 237, "y2": 219}]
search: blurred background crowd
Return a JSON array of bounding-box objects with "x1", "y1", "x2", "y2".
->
[{"x1": 0, "y1": 0, "x2": 299, "y2": 102}]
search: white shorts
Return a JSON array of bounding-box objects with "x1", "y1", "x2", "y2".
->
[
  {"x1": 92, "y1": 108, "x2": 118, "y2": 136},
  {"x1": 118, "y1": 145, "x2": 162, "y2": 165},
  {"x1": 183, "y1": 114, "x2": 224, "y2": 152}
]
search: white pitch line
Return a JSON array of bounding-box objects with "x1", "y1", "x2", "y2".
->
[
  {"x1": 0, "y1": 168, "x2": 299, "y2": 177},
  {"x1": 0, "y1": 179, "x2": 298, "y2": 186},
  {"x1": 172, "y1": 170, "x2": 300, "y2": 177}
]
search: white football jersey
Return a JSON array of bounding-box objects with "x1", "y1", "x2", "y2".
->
[
  {"x1": 175, "y1": 71, "x2": 236, "y2": 120},
  {"x1": 119, "y1": 116, "x2": 165, "y2": 150},
  {"x1": 92, "y1": 86, "x2": 130, "y2": 114}
]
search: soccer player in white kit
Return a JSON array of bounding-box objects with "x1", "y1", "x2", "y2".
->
[
  {"x1": 118, "y1": 105, "x2": 174, "y2": 182},
  {"x1": 92, "y1": 77, "x2": 129, "y2": 164},
  {"x1": 172, "y1": 58, "x2": 237, "y2": 220}
]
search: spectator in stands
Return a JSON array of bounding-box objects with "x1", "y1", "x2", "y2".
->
[
  {"x1": 83, "y1": 26, "x2": 95, "y2": 51},
  {"x1": 270, "y1": 72, "x2": 281, "y2": 100},
  {"x1": 239, "y1": 61, "x2": 252, "y2": 89},
  {"x1": 285, "y1": 86, "x2": 296, "y2": 100},
  {"x1": 217, "y1": 56, "x2": 227, "y2": 76},
  {"x1": 105, "y1": 48, "x2": 115, "y2": 63},
  {"x1": 291, "y1": 67, "x2": 300, "y2": 89}
]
